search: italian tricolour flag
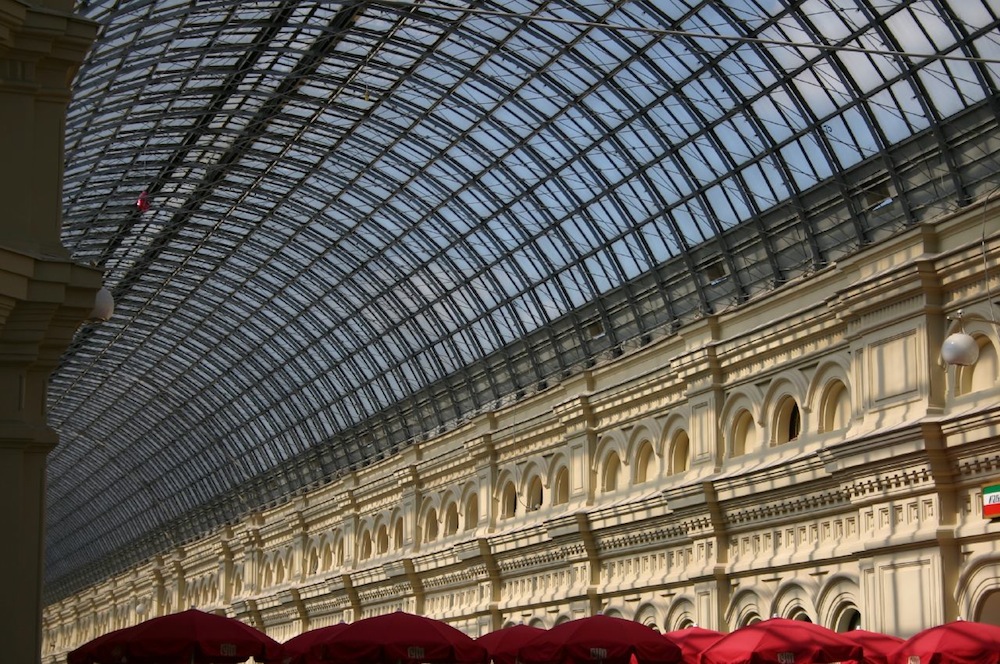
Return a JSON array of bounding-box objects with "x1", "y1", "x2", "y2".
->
[{"x1": 984, "y1": 485, "x2": 1000, "y2": 519}]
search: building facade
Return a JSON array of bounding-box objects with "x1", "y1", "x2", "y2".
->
[{"x1": 43, "y1": 200, "x2": 1000, "y2": 660}]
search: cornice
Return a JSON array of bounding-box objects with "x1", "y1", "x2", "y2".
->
[
  {"x1": 594, "y1": 521, "x2": 690, "y2": 555},
  {"x1": 724, "y1": 486, "x2": 850, "y2": 528},
  {"x1": 494, "y1": 543, "x2": 586, "y2": 574},
  {"x1": 421, "y1": 565, "x2": 490, "y2": 591},
  {"x1": 0, "y1": 0, "x2": 97, "y2": 98}
]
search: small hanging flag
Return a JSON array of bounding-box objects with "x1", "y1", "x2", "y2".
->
[{"x1": 136, "y1": 191, "x2": 150, "y2": 212}]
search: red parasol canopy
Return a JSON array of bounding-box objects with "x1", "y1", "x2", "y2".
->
[
  {"x1": 68, "y1": 625, "x2": 135, "y2": 664},
  {"x1": 283, "y1": 623, "x2": 350, "y2": 664},
  {"x1": 662, "y1": 627, "x2": 725, "y2": 662},
  {"x1": 888, "y1": 621, "x2": 1000, "y2": 664},
  {"x1": 839, "y1": 630, "x2": 904, "y2": 664},
  {"x1": 307, "y1": 611, "x2": 488, "y2": 664},
  {"x1": 70, "y1": 608, "x2": 284, "y2": 664},
  {"x1": 700, "y1": 618, "x2": 861, "y2": 664},
  {"x1": 477, "y1": 624, "x2": 547, "y2": 664},
  {"x1": 516, "y1": 614, "x2": 682, "y2": 664}
]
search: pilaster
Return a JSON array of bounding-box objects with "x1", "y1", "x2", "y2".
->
[{"x1": 0, "y1": 3, "x2": 98, "y2": 660}]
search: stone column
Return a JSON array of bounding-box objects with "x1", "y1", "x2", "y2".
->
[{"x1": 0, "y1": 2, "x2": 98, "y2": 662}]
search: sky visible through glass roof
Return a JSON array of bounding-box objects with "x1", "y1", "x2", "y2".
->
[{"x1": 46, "y1": 0, "x2": 1000, "y2": 600}]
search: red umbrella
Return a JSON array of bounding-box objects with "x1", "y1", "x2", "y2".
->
[
  {"x1": 307, "y1": 611, "x2": 488, "y2": 664},
  {"x1": 77, "y1": 608, "x2": 284, "y2": 664},
  {"x1": 516, "y1": 614, "x2": 682, "y2": 664},
  {"x1": 284, "y1": 623, "x2": 350, "y2": 664},
  {"x1": 700, "y1": 618, "x2": 861, "y2": 664},
  {"x1": 888, "y1": 621, "x2": 1000, "y2": 664},
  {"x1": 662, "y1": 627, "x2": 725, "y2": 663},
  {"x1": 68, "y1": 625, "x2": 135, "y2": 664},
  {"x1": 839, "y1": 630, "x2": 904, "y2": 664},
  {"x1": 477, "y1": 625, "x2": 547, "y2": 664}
]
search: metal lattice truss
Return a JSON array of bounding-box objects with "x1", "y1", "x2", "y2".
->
[{"x1": 47, "y1": 0, "x2": 1000, "y2": 600}]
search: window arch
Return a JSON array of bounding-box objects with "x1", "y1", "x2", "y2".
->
[
  {"x1": 819, "y1": 379, "x2": 850, "y2": 432},
  {"x1": 376, "y1": 524, "x2": 389, "y2": 554},
  {"x1": 636, "y1": 604, "x2": 659, "y2": 632},
  {"x1": 833, "y1": 606, "x2": 862, "y2": 632},
  {"x1": 527, "y1": 476, "x2": 543, "y2": 511},
  {"x1": 977, "y1": 590, "x2": 1000, "y2": 624},
  {"x1": 731, "y1": 409, "x2": 757, "y2": 457},
  {"x1": 275, "y1": 558, "x2": 286, "y2": 584},
  {"x1": 553, "y1": 467, "x2": 570, "y2": 505},
  {"x1": 465, "y1": 493, "x2": 479, "y2": 530},
  {"x1": 232, "y1": 571, "x2": 243, "y2": 598},
  {"x1": 424, "y1": 508, "x2": 438, "y2": 542},
  {"x1": 602, "y1": 451, "x2": 621, "y2": 492},
  {"x1": 501, "y1": 481, "x2": 517, "y2": 518},
  {"x1": 958, "y1": 336, "x2": 998, "y2": 395},
  {"x1": 773, "y1": 396, "x2": 801, "y2": 444},
  {"x1": 787, "y1": 607, "x2": 812, "y2": 622},
  {"x1": 359, "y1": 531, "x2": 372, "y2": 560},
  {"x1": 635, "y1": 441, "x2": 655, "y2": 484},
  {"x1": 393, "y1": 518, "x2": 404, "y2": 550},
  {"x1": 321, "y1": 542, "x2": 333, "y2": 572},
  {"x1": 444, "y1": 502, "x2": 459, "y2": 535},
  {"x1": 671, "y1": 430, "x2": 690, "y2": 474}
]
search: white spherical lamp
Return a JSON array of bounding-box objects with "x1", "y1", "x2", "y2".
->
[
  {"x1": 941, "y1": 331, "x2": 979, "y2": 366},
  {"x1": 89, "y1": 286, "x2": 115, "y2": 322}
]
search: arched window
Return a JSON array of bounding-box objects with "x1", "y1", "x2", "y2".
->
[
  {"x1": 834, "y1": 606, "x2": 862, "y2": 632},
  {"x1": 275, "y1": 558, "x2": 285, "y2": 584},
  {"x1": 976, "y1": 590, "x2": 1000, "y2": 624},
  {"x1": 787, "y1": 608, "x2": 811, "y2": 622},
  {"x1": 732, "y1": 409, "x2": 756, "y2": 457},
  {"x1": 501, "y1": 481, "x2": 517, "y2": 518},
  {"x1": 359, "y1": 532, "x2": 372, "y2": 560},
  {"x1": 393, "y1": 518, "x2": 404, "y2": 549},
  {"x1": 424, "y1": 508, "x2": 438, "y2": 542},
  {"x1": 774, "y1": 396, "x2": 801, "y2": 444},
  {"x1": 553, "y1": 467, "x2": 570, "y2": 505},
  {"x1": 603, "y1": 452, "x2": 621, "y2": 492},
  {"x1": 671, "y1": 431, "x2": 690, "y2": 474},
  {"x1": 464, "y1": 494, "x2": 479, "y2": 530},
  {"x1": 635, "y1": 441, "x2": 655, "y2": 484},
  {"x1": 958, "y1": 337, "x2": 998, "y2": 395},
  {"x1": 444, "y1": 503, "x2": 459, "y2": 535},
  {"x1": 376, "y1": 525, "x2": 389, "y2": 554},
  {"x1": 336, "y1": 540, "x2": 344, "y2": 566},
  {"x1": 322, "y1": 542, "x2": 333, "y2": 571},
  {"x1": 527, "y1": 476, "x2": 543, "y2": 511},
  {"x1": 819, "y1": 380, "x2": 850, "y2": 432}
]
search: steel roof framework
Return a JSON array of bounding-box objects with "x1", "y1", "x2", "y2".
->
[{"x1": 47, "y1": 0, "x2": 1000, "y2": 600}]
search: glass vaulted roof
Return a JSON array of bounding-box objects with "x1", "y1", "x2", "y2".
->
[{"x1": 48, "y1": 0, "x2": 1000, "y2": 601}]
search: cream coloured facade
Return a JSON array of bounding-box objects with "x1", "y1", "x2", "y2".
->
[{"x1": 42, "y1": 199, "x2": 1000, "y2": 660}]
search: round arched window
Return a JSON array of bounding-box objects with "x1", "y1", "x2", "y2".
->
[
  {"x1": 731, "y1": 409, "x2": 756, "y2": 457},
  {"x1": 671, "y1": 431, "x2": 690, "y2": 474},
  {"x1": 553, "y1": 467, "x2": 570, "y2": 505},
  {"x1": 774, "y1": 396, "x2": 801, "y2": 444},
  {"x1": 527, "y1": 476, "x2": 543, "y2": 511},
  {"x1": 444, "y1": 503, "x2": 459, "y2": 535},
  {"x1": 603, "y1": 452, "x2": 621, "y2": 491},
  {"x1": 635, "y1": 441, "x2": 655, "y2": 484}
]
